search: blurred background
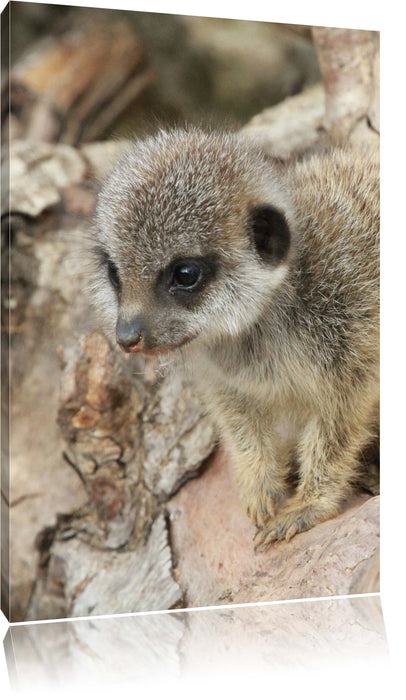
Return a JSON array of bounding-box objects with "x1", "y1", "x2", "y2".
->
[{"x1": 3, "y1": 2, "x2": 320, "y2": 144}]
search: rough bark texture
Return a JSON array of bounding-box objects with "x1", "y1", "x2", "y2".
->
[
  {"x1": 26, "y1": 514, "x2": 182, "y2": 620},
  {"x1": 167, "y1": 451, "x2": 379, "y2": 607},
  {"x1": 3, "y1": 24, "x2": 380, "y2": 622}
]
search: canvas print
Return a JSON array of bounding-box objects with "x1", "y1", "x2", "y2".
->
[{"x1": 1, "y1": 2, "x2": 380, "y2": 622}]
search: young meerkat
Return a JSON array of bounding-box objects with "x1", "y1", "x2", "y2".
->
[{"x1": 93, "y1": 127, "x2": 379, "y2": 548}]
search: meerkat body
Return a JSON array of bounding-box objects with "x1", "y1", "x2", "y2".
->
[{"x1": 94, "y1": 128, "x2": 379, "y2": 545}]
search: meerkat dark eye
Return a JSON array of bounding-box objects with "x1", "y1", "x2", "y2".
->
[
  {"x1": 159, "y1": 256, "x2": 217, "y2": 306},
  {"x1": 171, "y1": 262, "x2": 202, "y2": 289},
  {"x1": 107, "y1": 259, "x2": 121, "y2": 290},
  {"x1": 250, "y1": 204, "x2": 290, "y2": 264}
]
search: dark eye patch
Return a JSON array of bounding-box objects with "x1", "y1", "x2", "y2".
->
[
  {"x1": 107, "y1": 259, "x2": 120, "y2": 289},
  {"x1": 92, "y1": 244, "x2": 109, "y2": 268},
  {"x1": 93, "y1": 245, "x2": 121, "y2": 292}
]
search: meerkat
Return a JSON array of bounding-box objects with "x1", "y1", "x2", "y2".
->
[{"x1": 92, "y1": 127, "x2": 379, "y2": 548}]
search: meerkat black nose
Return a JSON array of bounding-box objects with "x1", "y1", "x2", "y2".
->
[{"x1": 116, "y1": 317, "x2": 144, "y2": 352}]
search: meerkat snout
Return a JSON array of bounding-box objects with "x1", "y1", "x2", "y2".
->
[
  {"x1": 115, "y1": 316, "x2": 143, "y2": 352},
  {"x1": 92, "y1": 126, "x2": 379, "y2": 546}
]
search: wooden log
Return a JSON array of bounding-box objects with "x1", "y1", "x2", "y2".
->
[
  {"x1": 242, "y1": 27, "x2": 379, "y2": 157},
  {"x1": 167, "y1": 451, "x2": 380, "y2": 606},
  {"x1": 312, "y1": 27, "x2": 380, "y2": 145},
  {"x1": 25, "y1": 514, "x2": 183, "y2": 620}
]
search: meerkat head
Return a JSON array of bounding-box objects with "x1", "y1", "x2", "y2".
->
[{"x1": 92, "y1": 127, "x2": 295, "y2": 356}]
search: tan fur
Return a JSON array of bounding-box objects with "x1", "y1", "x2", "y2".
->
[{"x1": 93, "y1": 128, "x2": 379, "y2": 547}]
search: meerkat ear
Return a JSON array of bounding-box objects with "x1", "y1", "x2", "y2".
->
[{"x1": 250, "y1": 204, "x2": 290, "y2": 264}]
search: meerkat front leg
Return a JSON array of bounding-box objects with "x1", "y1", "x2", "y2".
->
[
  {"x1": 231, "y1": 440, "x2": 288, "y2": 528},
  {"x1": 218, "y1": 398, "x2": 290, "y2": 528},
  {"x1": 255, "y1": 410, "x2": 375, "y2": 549}
]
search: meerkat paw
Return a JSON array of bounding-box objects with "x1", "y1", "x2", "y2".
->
[
  {"x1": 254, "y1": 498, "x2": 336, "y2": 551},
  {"x1": 246, "y1": 494, "x2": 276, "y2": 529},
  {"x1": 245, "y1": 487, "x2": 285, "y2": 529}
]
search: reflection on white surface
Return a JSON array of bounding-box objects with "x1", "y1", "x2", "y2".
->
[{"x1": 4, "y1": 595, "x2": 389, "y2": 697}]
